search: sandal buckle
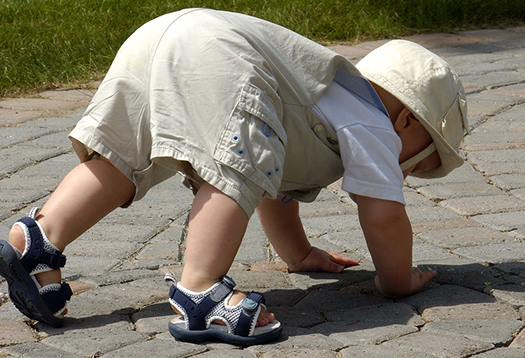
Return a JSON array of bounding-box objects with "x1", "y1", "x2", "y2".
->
[
  {"x1": 222, "y1": 275, "x2": 236, "y2": 289},
  {"x1": 241, "y1": 297, "x2": 258, "y2": 316}
]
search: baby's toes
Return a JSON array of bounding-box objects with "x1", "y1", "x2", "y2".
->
[{"x1": 256, "y1": 307, "x2": 275, "y2": 327}]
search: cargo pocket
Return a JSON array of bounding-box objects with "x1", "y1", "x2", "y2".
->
[{"x1": 214, "y1": 83, "x2": 287, "y2": 196}]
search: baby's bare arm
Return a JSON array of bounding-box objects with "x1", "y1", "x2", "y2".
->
[
  {"x1": 257, "y1": 197, "x2": 358, "y2": 272},
  {"x1": 355, "y1": 195, "x2": 436, "y2": 298}
]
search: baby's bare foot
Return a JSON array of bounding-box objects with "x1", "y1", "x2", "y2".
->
[{"x1": 9, "y1": 225, "x2": 67, "y2": 315}]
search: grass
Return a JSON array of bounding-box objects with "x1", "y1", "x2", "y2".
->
[{"x1": 1, "y1": 0, "x2": 524, "y2": 97}]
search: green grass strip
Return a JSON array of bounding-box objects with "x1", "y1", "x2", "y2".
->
[{"x1": 1, "y1": 0, "x2": 524, "y2": 96}]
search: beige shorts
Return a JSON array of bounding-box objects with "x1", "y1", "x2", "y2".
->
[{"x1": 69, "y1": 10, "x2": 286, "y2": 217}]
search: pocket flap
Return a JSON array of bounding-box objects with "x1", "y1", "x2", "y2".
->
[{"x1": 238, "y1": 84, "x2": 287, "y2": 145}]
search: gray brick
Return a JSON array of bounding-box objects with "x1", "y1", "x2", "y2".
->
[
  {"x1": 440, "y1": 194, "x2": 525, "y2": 216},
  {"x1": 422, "y1": 319, "x2": 523, "y2": 345},
  {"x1": 472, "y1": 211, "x2": 525, "y2": 231},
  {"x1": 453, "y1": 243, "x2": 525, "y2": 265}
]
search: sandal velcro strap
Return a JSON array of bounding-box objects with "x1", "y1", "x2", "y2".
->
[
  {"x1": 169, "y1": 276, "x2": 235, "y2": 331},
  {"x1": 17, "y1": 217, "x2": 67, "y2": 273},
  {"x1": 41, "y1": 282, "x2": 73, "y2": 315},
  {"x1": 234, "y1": 292, "x2": 264, "y2": 337}
]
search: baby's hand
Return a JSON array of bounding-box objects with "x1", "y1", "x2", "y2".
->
[{"x1": 287, "y1": 246, "x2": 359, "y2": 273}]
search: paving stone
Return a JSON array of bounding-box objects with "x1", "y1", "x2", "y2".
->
[
  {"x1": 313, "y1": 321, "x2": 418, "y2": 346},
  {"x1": 341, "y1": 344, "x2": 437, "y2": 358},
  {"x1": 271, "y1": 307, "x2": 325, "y2": 328},
  {"x1": 0, "y1": 321, "x2": 36, "y2": 345},
  {"x1": 413, "y1": 239, "x2": 460, "y2": 262},
  {"x1": 463, "y1": 126, "x2": 525, "y2": 147},
  {"x1": 61, "y1": 256, "x2": 120, "y2": 278},
  {"x1": 491, "y1": 174, "x2": 525, "y2": 190},
  {"x1": 453, "y1": 61, "x2": 520, "y2": 77},
  {"x1": 472, "y1": 211, "x2": 525, "y2": 231},
  {"x1": 422, "y1": 318, "x2": 523, "y2": 345},
  {"x1": 324, "y1": 302, "x2": 425, "y2": 326},
  {"x1": 421, "y1": 301, "x2": 519, "y2": 322},
  {"x1": 72, "y1": 221, "x2": 160, "y2": 243},
  {"x1": 318, "y1": 230, "x2": 370, "y2": 261},
  {"x1": 260, "y1": 349, "x2": 337, "y2": 358},
  {"x1": 288, "y1": 265, "x2": 375, "y2": 291},
  {"x1": 406, "y1": 205, "x2": 463, "y2": 223},
  {"x1": 40, "y1": 315, "x2": 149, "y2": 356},
  {"x1": 440, "y1": 194, "x2": 525, "y2": 216},
  {"x1": 468, "y1": 149, "x2": 525, "y2": 166},
  {"x1": 194, "y1": 350, "x2": 259, "y2": 358},
  {"x1": 39, "y1": 89, "x2": 96, "y2": 105},
  {"x1": 0, "y1": 297, "x2": 33, "y2": 322},
  {"x1": 416, "y1": 182, "x2": 502, "y2": 201},
  {"x1": 421, "y1": 261, "x2": 507, "y2": 292},
  {"x1": 417, "y1": 226, "x2": 514, "y2": 250},
  {"x1": 248, "y1": 327, "x2": 345, "y2": 354},
  {"x1": 485, "y1": 284, "x2": 525, "y2": 308},
  {"x1": 461, "y1": 71, "x2": 525, "y2": 89},
  {"x1": 381, "y1": 331, "x2": 493, "y2": 357},
  {"x1": 0, "y1": 342, "x2": 82, "y2": 357},
  {"x1": 401, "y1": 285, "x2": 496, "y2": 310},
  {"x1": 472, "y1": 347, "x2": 525, "y2": 357},
  {"x1": 83, "y1": 275, "x2": 167, "y2": 308},
  {"x1": 235, "y1": 215, "x2": 270, "y2": 264},
  {"x1": 133, "y1": 226, "x2": 183, "y2": 262},
  {"x1": 133, "y1": 301, "x2": 172, "y2": 334},
  {"x1": 66, "y1": 239, "x2": 142, "y2": 260},
  {"x1": 467, "y1": 91, "x2": 521, "y2": 117},
  {"x1": 293, "y1": 290, "x2": 390, "y2": 313},
  {"x1": 454, "y1": 242, "x2": 525, "y2": 265},
  {"x1": 78, "y1": 269, "x2": 159, "y2": 287},
  {"x1": 411, "y1": 218, "x2": 479, "y2": 234},
  {"x1": 511, "y1": 188, "x2": 525, "y2": 201},
  {"x1": 403, "y1": 187, "x2": 437, "y2": 206},
  {"x1": 64, "y1": 294, "x2": 136, "y2": 320},
  {"x1": 60, "y1": 277, "x2": 168, "y2": 321},
  {"x1": 0, "y1": 125, "x2": 59, "y2": 148},
  {"x1": 298, "y1": 199, "x2": 356, "y2": 218},
  {"x1": 475, "y1": 162, "x2": 525, "y2": 176},
  {"x1": 0, "y1": 145, "x2": 65, "y2": 178},
  {"x1": 102, "y1": 337, "x2": 207, "y2": 358},
  {"x1": 509, "y1": 327, "x2": 525, "y2": 349},
  {"x1": 0, "y1": 97, "x2": 83, "y2": 113},
  {"x1": 495, "y1": 261, "x2": 525, "y2": 277},
  {"x1": 302, "y1": 214, "x2": 361, "y2": 237},
  {"x1": 0, "y1": 108, "x2": 45, "y2": 126}
]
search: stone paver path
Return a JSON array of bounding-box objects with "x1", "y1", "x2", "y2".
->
[{"x1": 1, "y1": 26, "x2": 525, "y2": 357}]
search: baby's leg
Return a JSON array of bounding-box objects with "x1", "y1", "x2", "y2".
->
[
  {"x1": 179, "y1": 182, "x2": 274, "y2": 326},
  {"x1": 9, "y1": 158, "x2": 136, "y2": 293}
]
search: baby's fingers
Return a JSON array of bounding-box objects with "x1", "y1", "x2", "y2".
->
[
  {"x1": 328, "y1": 252, "x2": 359, "y2": 267},
  {"x1": 415, "y1": 268, "x2": 437, "y2": 285}
]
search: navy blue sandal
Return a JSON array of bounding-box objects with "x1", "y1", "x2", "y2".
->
[
  {"x1": 0, "y1": 208, "x2": 72, "y2": 327},
  {"x1": 166, "y1": 274, "x2": 282, "y2": 346}
]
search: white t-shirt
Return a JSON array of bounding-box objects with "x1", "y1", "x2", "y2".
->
[{"x1": 312, "y1": 81, "x2": 405, "y2": 204}]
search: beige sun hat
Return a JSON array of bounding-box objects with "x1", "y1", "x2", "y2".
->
[{"x1": 356, "y1": 39, "x2": 468, "y2": 178}]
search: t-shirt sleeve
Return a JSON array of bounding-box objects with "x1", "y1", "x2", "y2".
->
[{"x1": 338, "y1": 123, "x2": 405, "y2": 205}]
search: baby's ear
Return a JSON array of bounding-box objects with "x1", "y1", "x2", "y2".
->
[{"x1": 393, "y1": 107, "x2": 413, "y2": 132}]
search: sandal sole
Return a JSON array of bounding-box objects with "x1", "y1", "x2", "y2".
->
[
  {"x1": 0, "y1": 240, "x2": 64, "y2": 328},
  {"x1": 168, "y1": 320, "x2": 282, "y2": 346}
]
